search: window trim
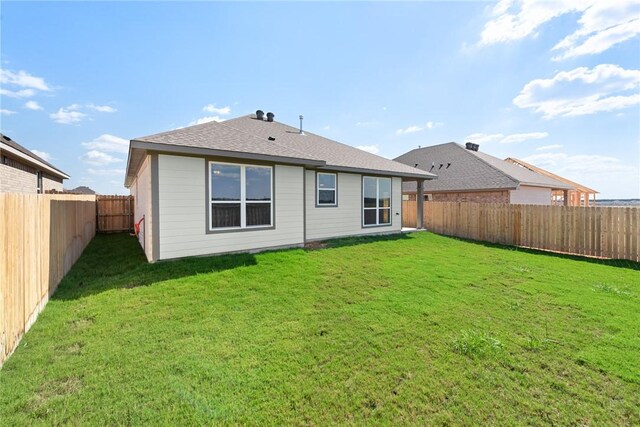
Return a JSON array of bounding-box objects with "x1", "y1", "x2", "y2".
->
[
  {"x1": 36, "y1": 170, "x2": 43, "y2": 194},
  {"x1": 315, "y1": 172, "x2": 338, "y2": 207},
  {"x1": 362, "y1": 176, "x2": 392, "y2": 228},
  {"x1": 207, "y1": 160, "x2": 274, "y2": 233}
]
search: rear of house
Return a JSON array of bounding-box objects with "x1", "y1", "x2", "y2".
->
[
  {"x1": 395, "y1": 142, "x2": 573, "y2": 205},
  {"x1": 125, "y1": 112, "x2": 434, "y2": 262},
  {"x1": 0, "y1": 133, "x2": 69, "y2": 193}
]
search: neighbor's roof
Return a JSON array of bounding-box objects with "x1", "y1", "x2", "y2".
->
[
  {"x1": 125, "y1": 114, "x2": 435, "y2": 187},
  {"x1": 505, "y1": 157, "x2": 598, "y2": 194},
  {"x1": 395, "y1": 142, "x2": 573, "y2": 193},
  {"x1": 0, "y1": 133, "x2": 69, "y2": 179}
]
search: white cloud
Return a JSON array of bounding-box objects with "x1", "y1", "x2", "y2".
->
[
  {"x1": 87, "y1": 104, "x2": 117, "y2": 113},
  {"x1": 464, "y1": 132, "x2": 504, "y2": 144},
  {"x1": 188, "y1": 116, "x2": 225, "y2": 126},
  {"x1": 202, "y1": 104, "x2": 231, "y2": 115},
  {"x1": 479, "y1": 1, "x2": 639, "y2": 60},
  {"x1": 31, "y1": 149, "x2": 52, "y2": 161},
  {"x1": 522, "y1": 152, "x2": 637, "y2": 176},
  {"x1": 552, "y1": 1, "x2": 640, "y2": 60},
  {"x1": 24, "y1": 100, "x2": 43, "y2": 111},
  {"x1": 82, "y1": 134, "x2": 129, "y2": 154},
  {"x1": 513, "y1": 64, "x2": 640, "y2": 119},
  {"x1": 522, "y1": 150, "x2": 639, "y2": 198},
  {"x1": 501, "y1": 132, "x2": 548, "y2": 144},
  {"x1": 50, "y1": 107, "x2": 87, "y2": 124},
  {"x1": 396, "y1": 125, "x2": 424, "y2": 135},
  {"x1": 480, "y1": 0, "x2": 586, "y2": 46},
  {"x1": 0, "y1": 88, "x2": 37, "y2": 98},
  {"x1": 322, "y1": 125, "x2": 331, "y2": 131},
  {"x1": 356, "y1": 145, "x2": 380, "y2": 155},
  {"x1": 0, "y1": 108, "x2": 16, "y2": 115},
  {"x1": 87, "y1": 168, "x2": 126, "y2": 176},
  {"x1": 536, "y1": 144, "x2": 563, "y2": 151},
  {"x1": 81, "y1": 150, "x2": 123, "y2": 165},
  {"x1": 0, "y1": 69, "x2": 50, "y2": 91},
  {"x1": 396, "y1": 121, "x2": 442, "y2": 135},
  {"x1": 465, "y1": 132, "x2": 548, "y2": 144}
]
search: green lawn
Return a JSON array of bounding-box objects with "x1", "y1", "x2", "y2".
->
[{"x1": 1, "y1": 232, "x2": 639, "y2": 425}]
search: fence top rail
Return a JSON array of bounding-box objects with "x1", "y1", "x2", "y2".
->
[{"x1": 0, "y1": 194, "x2": 96, "y2": 202}]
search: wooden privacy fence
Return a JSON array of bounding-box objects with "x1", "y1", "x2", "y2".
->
[
  {"x1": 0, "y1": 194, "x2": 96, "y2": 365},
  {"x1": 403, "y1": 201, "x2": 640, "y2": 262},
  {"x1": 96, "y1": 195, "x2": 134, "y2": 233}
]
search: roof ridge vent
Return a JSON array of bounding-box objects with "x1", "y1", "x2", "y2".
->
[
  {"x1": 256, "y1": 110, "x2": 264, "y2": 120},
  {"x1": 266, "y1": 112, "x2": 274, "y2": 122}
]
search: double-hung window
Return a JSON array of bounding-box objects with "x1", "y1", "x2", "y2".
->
[
  {"x1": 209, "y1": 162, "x2": 272, "y2": 230},
  {"x1": 363, "y1": 176, "x2": 391, "y2": 227},
  {"x1": 316, "y1": 172, "x2": 337, "y2": 206}
]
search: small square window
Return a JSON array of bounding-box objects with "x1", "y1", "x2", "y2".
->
[{"x1": 317, "y1": 172, "x2": 337, "y2": 206}]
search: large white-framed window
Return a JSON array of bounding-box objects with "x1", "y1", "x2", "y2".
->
[
  {"x1": 316, "y1": 172, "x2": 337, "y2": 206},
  {"x1": 363, "y1": 176, "x2": 391, "y2": 227},
  {"x1": 209, "y1": 161, "x2": 273, "y2": 231}
]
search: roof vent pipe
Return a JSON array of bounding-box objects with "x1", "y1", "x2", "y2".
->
[
  {"x1": 266, "y1": 112, "x2": 274, "y2": 122},
  {"x1": 299, "y1": 115, "x2": 304, "y2": 135},
  {"x1": 256, "y1": 110, "x2": 264, "y2": 120}
]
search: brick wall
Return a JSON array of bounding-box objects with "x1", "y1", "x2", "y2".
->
[
  {"x1": 431, "y1": 191, "x2": 509, "y2": 203},
  {"x1": 0, "y1": 163, "x2": 37, "y2": 193},
  {"x1": 43, "y1": 176, "x2": 63, "y2": 192}
]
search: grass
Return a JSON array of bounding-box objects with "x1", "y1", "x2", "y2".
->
[{"x1": 1, "y1": 232, "x2": 639, "y2": 425}]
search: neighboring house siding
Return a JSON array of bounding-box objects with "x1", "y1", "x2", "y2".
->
[
  {"x1": 42, "y1": 176, "x2": 63, "y2": 192},
  {"x1": 305, "y1": 170, "x2": 402, "y2": 241},
  {"x1": 131, "y1": 155, "x2": 153, "y2": 261},
  {"x1": 157, "y1": 154, "x2": 304, "y2": 260},
  {"x1": 0, "y1": 163, "x2": 37, "y2": 193},
  {"x1": 431, "y1": 190, "x2": 509, "y2": 204},
  {"x1": 509, "y1": 185, "x2": 552, "y2": 205}
]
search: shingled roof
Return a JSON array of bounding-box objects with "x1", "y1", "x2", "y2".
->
[
  {"x1": 395, "y1": 142, "x2": 573, "y2": 193},
  {"x1": 0, "y1": 133, "x2": 69, "y2": 179},
  {"x1": 126, "y1": 113, "x2": 435, "y2": 186}
]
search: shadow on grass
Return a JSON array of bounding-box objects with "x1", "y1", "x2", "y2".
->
[
  {"x1": 53, "y1": 233, "x2": 259, "y2": 301},
  {"x1": 436, "y1": 233, "x2": 640, "y2": 271},
  {"x1": 54, "y1": 232, "x2": 413, "y2": 301},
  {"x1": 321, "y1": 232, "x2": 413, "y2": 248}
]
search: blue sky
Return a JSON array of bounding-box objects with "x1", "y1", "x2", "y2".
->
[{"x1": 1, "y1": 1, "x2": 638, "y2": 198}]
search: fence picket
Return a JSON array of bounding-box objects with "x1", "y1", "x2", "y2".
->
[
  {"x1": 406, "y1": 201, "x2": 639, "y2": 262},
  {"x1": 1, "y1": 194, "x2": 96, "y2": 366}
]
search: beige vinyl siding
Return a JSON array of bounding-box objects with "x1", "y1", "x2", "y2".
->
[
  {"x1": 157, "y1": 154, "x2": 304, "y2": 259},
  {"x1": 509, "y1": 185, "x2": 552, "y2": 205},
  {"x1": 131, "y1": 155, "x2": 153, "y2": 261},
  {"x1": 305, "y1": 170, "x2": 402, "y2": 241}
]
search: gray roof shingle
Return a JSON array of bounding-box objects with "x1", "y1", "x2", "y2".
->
[
  {"x1": 395, "y1": 142, "x2": 573, "y2": 193},
  {"x1": 0, "y1": 133, "x2": 69, "y2": 178},
  {"x1": 127, "y1": 114, "x2": 435, "y2": 185},
  {"x1": 224, "y1": 115, "x2": 435, "y2": 178}
]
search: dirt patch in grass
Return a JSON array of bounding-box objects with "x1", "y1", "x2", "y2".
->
[{"x1": 304, "y1": 241, "x2": 327, "y2": 250}]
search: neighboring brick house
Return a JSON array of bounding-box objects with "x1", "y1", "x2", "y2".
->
[
  {"x1": 395, "y1": 142, "x2": 573, "y2": 205},
  {"x1": 0, "y1": 133, "x2": 69, "y2": 193}
]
